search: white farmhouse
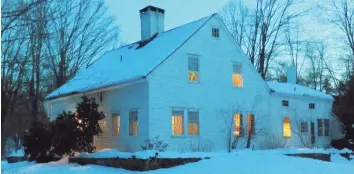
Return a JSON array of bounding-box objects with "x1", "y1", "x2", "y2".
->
[{"x1": 45, "y1": 6, "x2": 340, "y2": 152}]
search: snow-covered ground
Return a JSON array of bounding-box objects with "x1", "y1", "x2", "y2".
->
[{"x1": 2, "y1": 149, "x2": 354, "y2": 174}]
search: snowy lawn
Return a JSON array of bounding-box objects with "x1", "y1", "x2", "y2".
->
[{"x1": 2, "y1": 149, "x2": 354, "y2": 174}]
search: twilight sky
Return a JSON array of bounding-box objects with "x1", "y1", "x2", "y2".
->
[{"x1": 103, "y1": 0, "x2": 344, "y2": 74}]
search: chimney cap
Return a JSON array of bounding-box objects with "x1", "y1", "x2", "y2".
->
[{"x1": 139, "y1": 5, "x2": 165, "y2": 14}]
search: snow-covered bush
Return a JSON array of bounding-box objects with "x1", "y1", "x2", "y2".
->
[
  {"x1": 141, "y1": 136, "x2": 168, "y2": 152},
  {"x1": 179, "y1": 139, "x2": 214, "y2": 152},
  {"x1": 260, "y1": 134, "x2": 287, "y2": 149},
  {"x1": 22, "y1": 96, "x2": 105, "y2": 162}
]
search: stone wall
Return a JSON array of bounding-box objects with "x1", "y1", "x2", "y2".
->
[{"x1": 69, "y1": 156, "x2": 206, "y2": 171}]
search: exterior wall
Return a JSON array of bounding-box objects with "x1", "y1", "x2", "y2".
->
[
  {"x1": 146, "y1": 16, "x2": 271, "y2": 151},
  {"x1": 268, "y1": 93, "x2": 335, "y2": 148},
  {"x1": 46, "y1": 80, "x2": 149, "y2": 152}
]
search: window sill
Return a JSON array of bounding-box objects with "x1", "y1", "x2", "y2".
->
[
  {"x1": 170, "y1": 135, "x2": 187, "y2": 138},
  {"x1": 232, "y1": 86, "x2": 243, "y2": 88},
  {"x1": 188, "y1": 81, "x2": 200, "y2": 84}
]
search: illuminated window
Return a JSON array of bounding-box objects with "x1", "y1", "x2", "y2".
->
[
  {"x1": 212, "y1": 28, "x2": 220, "y2": 38},
  {"x1": 247, "y1": 114, "x2": 255, "y2": 135},
  {"x1": 188, "y1": 110, "x2": 199, "y2": 135},
  {"x1": 172, "y1": 109, "x2": 184, "y2": 135},
  {"x1": 309, "y1": 103, "x2": 315, "y2": 109},
  {"x1": 234, "y1": 113, "x2": 243, "y2": 136},
  {"x1": 282, "y1": 100, "x2": 289, "y2": 106},
  {"x1": 300, "y1": 121, "x2": 308, "y2": 133},
  {"x1": 188, "y1": 57, "x2": 199, "y2": 82},
  {"x1": 324, "y1": 119, "x2": 330, "y2": 136},
  {"x1": 112, "y1": 112, "x2": 120, "y2": 136},
  {"x1": 232, "y1": 63, "x2": 243, "y2": 87},
  {"x1": 317, "y1": 119, "x2": 323, "y2": 136},
  {"x1": 283, "y1": 117, "x2": 291, "y2": 137},
  {"x1": 129, "y1": 109, "x2": 138, "y2": 136}
]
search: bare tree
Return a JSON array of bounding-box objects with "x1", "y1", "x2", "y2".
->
[
  {"x1": 222, "y1": 0, "x2": 302, "y2": 79},
  {"x1": 329, "y1": 0, "x2": 354, "y2": 69},
  {"x1": 45, "y1": 0, "x2": 119, "y2": 89}
]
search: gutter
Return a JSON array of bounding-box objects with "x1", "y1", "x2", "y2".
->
[{"x1": 45, "y1": 76, "x2": 146, "y2": 101}]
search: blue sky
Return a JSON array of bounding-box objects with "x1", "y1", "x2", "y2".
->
[{"x1": 104, "y1": 0, "x2": 230, "y2": 43}]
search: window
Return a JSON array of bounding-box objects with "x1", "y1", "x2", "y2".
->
[
  {"x1": 112, "y1": 112, "x2": 120, "y2": 136},
  {"x1": 282, "y1": 100, "x2": 289, "y2": 106},
  {"x1": 309, "y1": 103, "x2": 315, "y2": 109},
  {"x1": 188, "y1": 110, "x2": 199, "y2": 135},
  {"x1": 317, "y1": 119, "x2": 323, "y2": 136},
  {"x1": 247, "y1": 114, "x2": 255, "y2": 135},
  {"x1": 212, "y1": 28, "x2": 219, "y2": 38},
  {"x1": 232, "y1": 63, "x2": 243, "y2": 87},
  {"x1": 324, "y1": 119, "x2": 330, "y2": 136},
  {"x1": 172, "y1": 109, "x2": 184, "y2": 135},
  {"x1": 234, "y1": 113, "x2": 243, "y2": 136},
  {"x1": 283, "y1": 117, "x2": 291, "y2": 137},
  {"x1": 129, "y1": 109, "x2": 138, "y2": 136},
  {"x1": 300, "y1": 121, "x2": 308, "y2": 133},
  {"x1": 188, "y1": 56, "x2": 199, "y2": 82}
]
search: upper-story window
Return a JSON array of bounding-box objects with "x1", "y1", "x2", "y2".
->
[
  {"x1": 309, "y1": 103, "x2": 315, "y2": 109},
  {"x1": 212, "y1": 28, "x2": 220, "y2": 38},
  {"x1": 232, "y1": 63, "x2": 243, "y2": 87},
  {"x1": 112, "y1": 112, "x2": 120, "y2": 136},
  {"x1": 282, "y1": 100, "x2": 289, "y2": 107},
  {"x1": 188, "y1": 56, "x2": 199, "y2": 82}
]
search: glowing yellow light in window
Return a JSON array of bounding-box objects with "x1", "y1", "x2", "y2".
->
[
  {"x1": 283, "y1": 117, "x2": 291, "y2": 137},
  {"x1": 233, "y1": 73, "x2": 243, "y2": 87},
  {"x1": 189, "y1": 71, "x2": 198, "y2": 82},
  {"x1": 172, "y1": 115, "x2": 183, "y2": 135},
  {"x1": 234, "y1": 114, "x2": 242, "y2": 136}
]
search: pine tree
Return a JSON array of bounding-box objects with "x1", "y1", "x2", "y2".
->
[
  {"x1": 75, "y1": 96, "x2": 105, "y2": 153},
  {"x1": 333, "y1": 75, "x2": 354, "y2": 149}
]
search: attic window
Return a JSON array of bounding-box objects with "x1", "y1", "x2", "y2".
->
[
  {"x1": 188, "y1": 56, "x2": 199, "y2": 82},
  {"x1": 212, "y1": 28, "x2": 219, "y2": 38},
  {"x1": 232, "y1": 63, "x2": 243, "y2": 87},
  {"x1": 282, "y1": 100, "x2": 289, "y2": 107},
  {"x1": 309, "y1": 103, "x2": 315, "y2": 109},
  {"x1": 136, "y1": 33, "x2": 158, "y2": 49}
]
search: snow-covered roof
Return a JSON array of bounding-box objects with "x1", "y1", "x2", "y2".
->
[
  {"x1": 46, "y1": 14, "x2": 214, "y2": 100},
  {"x1": 267, "y1": 81, "x2": 333, "y2": 100}
]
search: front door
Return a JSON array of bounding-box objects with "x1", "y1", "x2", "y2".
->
[{"x1": 311, "y1": 122, "x2": 315, "y2": 145}]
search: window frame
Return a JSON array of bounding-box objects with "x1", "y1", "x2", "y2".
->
[
  {"x1": 246, "y1": 114, "x2": 255, "y2": 136},
  {"x1": 317, "y1": 119, "x2": 323, "y2": 136},
  {"x1": 212, "y1": 27, "x2": 220, "y2": 38},
  {"x1": 309, "y1": 103, "x2": 315, "y2": 109},
  {"x1": 234, "y1": 113, "x2": 243, "y2": 137},
  {"x1": 324, "y1": 119, "x2": 330, "y2": 136},
  {"x1": 300, "y1": 121, "x2": 308, "y2": 133},
  {"x1": 112, "y1": 111, "x2": 120, "y2": 136},
  {"x1": 232, "y1": 62, "x2": 243, "y2": 87},
  {"x1": 188, "y1": 109, "x2": 200, "y2": 135},
  {"x1": 129, "y1": 109, "x2": 138, "y2": 136},
  {"x1": 188, "y1": 55, "x2": 200, "y2": 82},
  {"x1": 172, "y1": 109, "x2": 184, "y2": 136},
  {"x1": 282, "y1": 100, "x2": 289, "y2": 107},
  {"x1": 283, "y1": 117, "x2": 291, "y2": 138}
]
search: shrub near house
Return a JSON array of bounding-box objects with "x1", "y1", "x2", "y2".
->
[{"x1": 22, "y1": 96, "x2": 105, "y2": 162}]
